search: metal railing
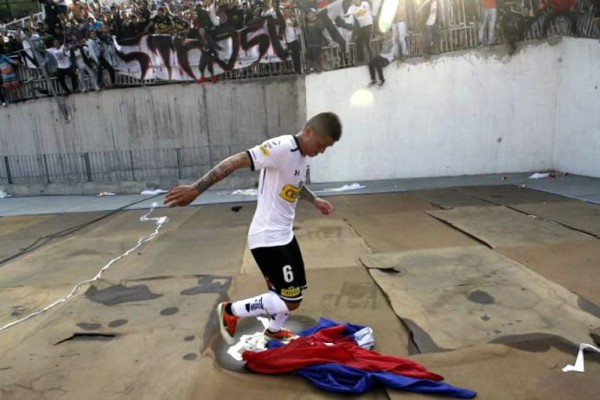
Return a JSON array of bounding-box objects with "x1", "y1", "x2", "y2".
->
[
  {"x1": 0, "y1": 145, "x2": 255, "y2": 185},
  {"x1": 0, "y1": 11, "x2": 45, "y2": 31}
]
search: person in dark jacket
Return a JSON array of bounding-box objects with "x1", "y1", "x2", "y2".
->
[
  {"x1": 196, "y1": 27, "x2": 222, "y2": 83},
  {"x1": 305, "y1": 8, "x2": 326, "y2": 72}
]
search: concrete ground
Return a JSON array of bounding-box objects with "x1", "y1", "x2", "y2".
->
[{"x1": 0, "y1": 173, "x2": 599, "y2": 399}]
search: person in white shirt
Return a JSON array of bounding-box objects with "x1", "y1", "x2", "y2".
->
[
  {"x1": 417, "y1": 0, "x2": 439, "y2": 56},
  {"x1": 392, "y1": 0, "x2": 409, "y2": 60},
  {"x1": 47, "y1": 39, "x2": 77, "y2": 95},
  {"x1": 283, "y1": 6, "x2": 301, "y2": 74},
  {"x1": 164, "y1": 112, "x2": 343, "y2": 344},
  {"x1": 86, "y1": 31, "x2": 116, "y2": 88},
  {"x1": 72, "y1": 43, "x2": 100, "y2": 92},
  {"x1": 260, "y1": 0, "x2": 277, "y2": 18},
  {"x1": 345, "y1": 0, "x2": 373, "y2": 63},
  {"x1": 205, "y1": 0, "x2": 220, "y2": 27}
]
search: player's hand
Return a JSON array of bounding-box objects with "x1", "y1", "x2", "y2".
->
[
  {"x1": 164, "y1": 185, "x2": 199, "y2": 207},
  {"x1": 314, "y1": 197, "x2": 334, "y2": 215}
]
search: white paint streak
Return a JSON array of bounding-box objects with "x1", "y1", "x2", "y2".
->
[{"x1": 0, "y1": 206, "x2": 169, "y2": 333}]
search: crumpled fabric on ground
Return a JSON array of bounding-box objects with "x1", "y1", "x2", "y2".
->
[
  {"x1": 242, "y1": 317, "x2": 477, "y2": 398},
  {"x1": 298, "y1": 363, "x2": 476, "y2": 397}
]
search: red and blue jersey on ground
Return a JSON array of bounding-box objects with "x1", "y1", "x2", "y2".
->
[{"x1": 242, "y1": 317, "x2": 476, "y2": 398}]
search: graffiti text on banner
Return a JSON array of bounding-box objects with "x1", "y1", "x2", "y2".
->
[{"x1": 114, "y1": 18, "x2": 289, "y2": 81}]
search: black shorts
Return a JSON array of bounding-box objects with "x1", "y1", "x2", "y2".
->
[{"x1": 251, "y1": 236, "x2": 306, "y2": 303}]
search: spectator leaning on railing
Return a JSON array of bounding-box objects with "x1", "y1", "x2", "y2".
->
[
  {"x1": 391, "y1": 0, "x2": 408, "y2": 60},
  {"x1": 537, "y1": 0, "x2": 579, "y2": 37},
  {"x1": 71, "y1": 40, "x2": 100, "y2": 92},
  {"x1": 196, "y1": 27, "x2": 222, "y2": 83},
  {"x1": 416, "y1": 0, "x2": 440, "y2": 57},
  {"x1": 344, "y1": 0, "x2": 374, "y2": 63},
  {"x1": 6, "y1": 30, "x2": 24, "y2": 56},
  {"x1": 283, "y1": 5, "x2": 302, "y2": 74},
  {"x1": 47, "y1": 38, "x2": 78, "y2": 95},
  {"x1": 592, "y1": 0, "x2": 600, "y2": 32},
  {"x1": 305, "y1": 8, "x2": 326, "y2": 72},
  {"x1": 0, "y1": 48, "x2": 21, "y2": 104},
  {"x1": 479, "y1": 0, "x2": 498, "y2": 46},
  {"x1": 86, "y1": 29, "x2": 115, "y2": 87}
]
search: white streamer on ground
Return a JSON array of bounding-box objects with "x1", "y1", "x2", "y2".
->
[
  {"x1": 320, "y1": 183, "x2": 366, "y2": 192},
  {"x1": 231, "y1": 189, "x2": 258, "y2": 196},
  {"x1": 562, "y1": 343, "x2": 600, "y2": 373},
  {"x1": 0, "y1": 202, "x2": 168, "y2": 333}
]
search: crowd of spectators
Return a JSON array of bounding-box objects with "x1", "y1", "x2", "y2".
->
[
  {"x1": 0, "y1": 0, "x2": 308, "y2": 102},
  {"x1": 0, "y1": 0, "x2": 598, "y2": 104}
]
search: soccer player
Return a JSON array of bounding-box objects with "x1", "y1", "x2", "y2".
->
[{"x1": 164, "y1": 112, "x2": 343, "y2": 343}]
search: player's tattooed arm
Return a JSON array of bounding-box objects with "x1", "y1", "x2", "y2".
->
[
  {"x1": 193, "y1": 152, "x2": 252, "y2": 194},
  {"x1": 301, "y1": 184, "x2": 334, "y2": 215},
  {"x1": 300, "y1": 184, "x2": 317, "y2": 204}
]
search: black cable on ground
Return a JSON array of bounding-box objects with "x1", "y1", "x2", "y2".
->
[{"x1": 0, "y1": 193, "x2": 164, "y2": 267}]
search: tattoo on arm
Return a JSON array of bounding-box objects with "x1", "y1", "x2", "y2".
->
[
  {"x1": 193, "y1": 152, "x2": 251, "y2": 194},
  {"x1": 300, "y1": 184, "x2": 317, "y2": 203}
]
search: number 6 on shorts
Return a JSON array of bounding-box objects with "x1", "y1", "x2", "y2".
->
[{"x1": 282, "y1": 265, "x2": 294, "y2": 283}]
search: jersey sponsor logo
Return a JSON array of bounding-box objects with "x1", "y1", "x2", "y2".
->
[
  {"x1": 259, "y1": 144, "x2": 270, "y2": 156},
  {"x1": 281, "y1": 286, "x2": 301, "y2": 298},
  {"x1": 280, "y1": 184, "x2": 301, "y2": 202}
]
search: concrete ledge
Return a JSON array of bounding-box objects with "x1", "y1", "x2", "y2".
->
[{"x1": 0, "y1": 175, "x2": 258, "y2": 196}]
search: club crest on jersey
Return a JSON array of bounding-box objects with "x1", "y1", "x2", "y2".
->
[
  {"x1": 259, "y1": 144, "x2": 270, "y2": 156},
  {"x1": 280, "y1": 184, "x2": 301, "y2": 203}
]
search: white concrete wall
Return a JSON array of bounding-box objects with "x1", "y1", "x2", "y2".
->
[
  {"x1": 553, "y1": 38, "x2": 600, "y2": 178},
  {"x1": 307, "y1": 38, "x2": 600, "y2": 183}
]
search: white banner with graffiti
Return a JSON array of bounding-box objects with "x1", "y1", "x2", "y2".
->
[{"x1": 113, "y1": 18, "x2": 290, "y2": 81}]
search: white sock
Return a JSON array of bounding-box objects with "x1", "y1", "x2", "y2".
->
[
  {"x1": 231, "y1": 291, "x2": 288, "y2": 318},
  {"x1": 267, "y1": 312, "x2": 290, "y2": 332}
]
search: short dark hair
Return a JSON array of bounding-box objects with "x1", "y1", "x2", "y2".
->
[{"x1": 305, "y1": 112, "x2": 342, "y2": 142}]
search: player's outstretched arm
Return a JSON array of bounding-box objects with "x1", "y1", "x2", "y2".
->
[
  {"x1": 300, "y1": 185, "x2": 333, "y2": 215},
  {"x1": 164, "y1": 152, "x2": 252, "y2": 207}
]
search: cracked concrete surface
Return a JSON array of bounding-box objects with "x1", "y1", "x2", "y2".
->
[{"x1": 1, "y1": 180, "x2": 600, "y2": 399}]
